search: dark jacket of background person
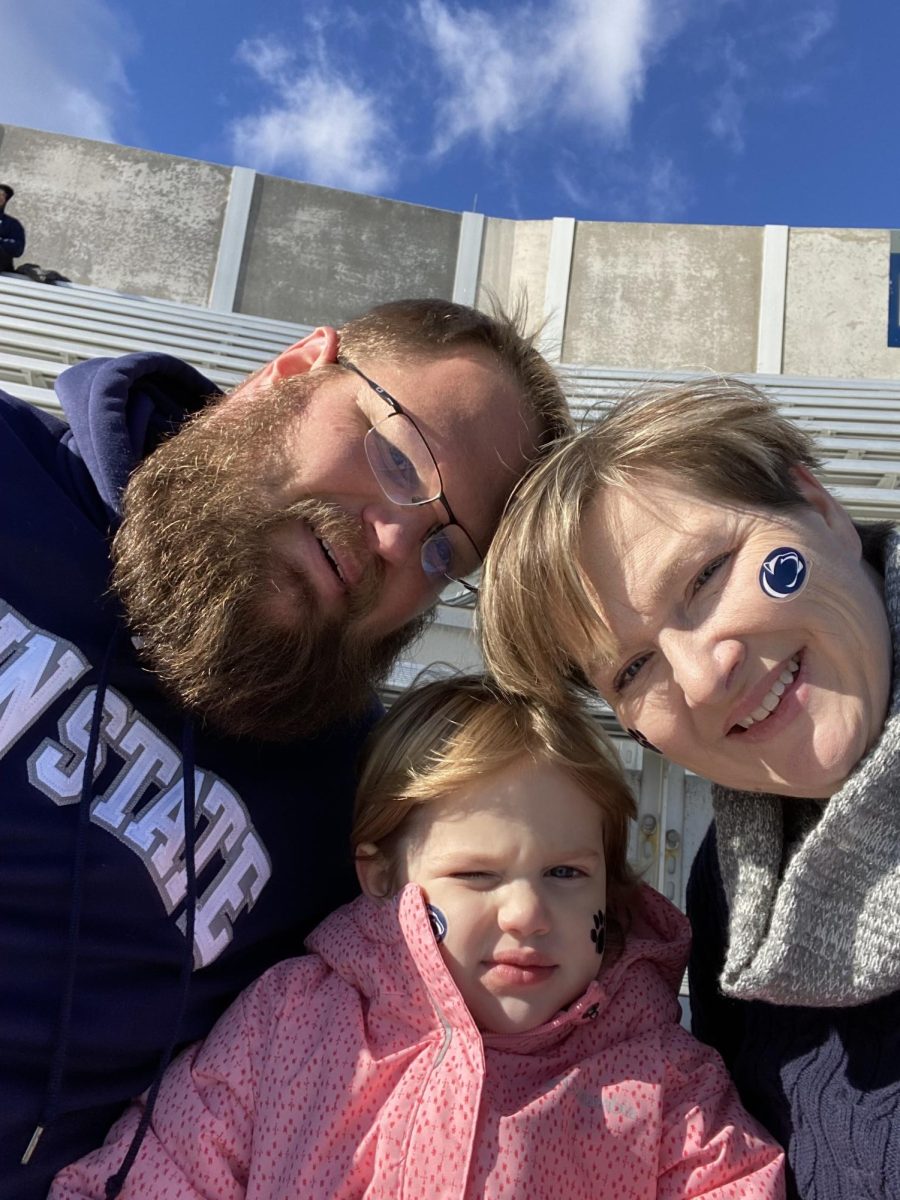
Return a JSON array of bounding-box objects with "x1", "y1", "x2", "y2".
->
[
  {"x1": 687, "y1": 527, "x2": 900, "y2": 1200},
  {"x1": 0, "y1": 207, "x2": 26, "y2": 271},
  {"x1": 0, "y1": 354, "x2": 376, "y2": 1200}
]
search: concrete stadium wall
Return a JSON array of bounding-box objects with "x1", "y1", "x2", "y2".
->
[
  {"x1": 236, "y1": 174, "x2": 460, "y2": 328},
  {"x1": 0, "y1": 124, "x2": 229, "y2": 306},
  {"x1": 2, "y1": 123, "x2": 899, "y2": 379},
  {"x1": 562, "y1": 220, "x2": 763, "y2": 373},
  {"x1": 783, "y1": 227, "x2": 898, "y2": 378}
]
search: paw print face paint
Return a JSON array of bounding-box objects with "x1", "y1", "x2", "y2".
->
[
  {"x1": 627, "y1": 728, "x2": 659, "y2": 753},
  {"x1": 759, "y1": 547, "x2": 808, "y2": 601},
  {"x1": 426, "y1": 904, "x2": 448, "y2": 943},
  {"x1": 589, "y1": 910, "x2": 606, "y2": 956}
]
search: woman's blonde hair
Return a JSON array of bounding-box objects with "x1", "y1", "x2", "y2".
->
[
  {"x1": 480, "y1": 376, "x2": 821, "y2": 706},
  {"x1": 353, "y1": 673, "x2": 637, "y2": 912}
]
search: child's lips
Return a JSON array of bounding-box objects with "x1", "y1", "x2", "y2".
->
[{"x1": 483, "y1": 954, "x2": 557, "y2": 986}]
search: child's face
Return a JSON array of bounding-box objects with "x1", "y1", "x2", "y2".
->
[{"x1": 394, "y1": 755, "x2": 608, "y2": 1035}]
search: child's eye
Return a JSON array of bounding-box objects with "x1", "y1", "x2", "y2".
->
[
  {"x1": 692, "y1": 552, "x2": 731, "y2": 595},
  {"x1": 546, "y1": 866, "x2": 585, "y2": 880}
]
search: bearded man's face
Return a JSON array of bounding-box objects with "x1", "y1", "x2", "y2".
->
[{"x1": 111, "y1": 372, "x2": 428, "y2": 741}]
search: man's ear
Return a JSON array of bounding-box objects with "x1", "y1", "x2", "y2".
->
[
  {"x1": 355, "y1": 844, "x2": 394, "y2": 900},
  {"x1": 257, "y1": 326, "x2": 339, "y2": 386},
  {"x1": 790, "y1": 464, "x2": 861, "y2": 552}
]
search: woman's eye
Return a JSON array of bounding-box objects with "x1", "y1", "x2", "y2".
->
[
  {"x1": 614, "y1": 653, "x2": 650, "y2": 693},
  {"x1": 692, "y1": 553, "x2": 731, "y2": 595},
  {"x1": 546, "y1": 865, "x2": 584, "y2": 879}
]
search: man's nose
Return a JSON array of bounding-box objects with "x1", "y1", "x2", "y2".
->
[
  {"x1": 660, "y1": 628, "x2": 744, "y2": 708},
  {"x1": 497, "y1": 882, "x2": 551, "y2": 937},
  {"x1": 362, "y1": 498, "x2": 438, "y2": 570}
]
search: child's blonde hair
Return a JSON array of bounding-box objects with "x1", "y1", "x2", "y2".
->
[{"x1": 353, "y1": 673, "x2": 637, "y2": 914}]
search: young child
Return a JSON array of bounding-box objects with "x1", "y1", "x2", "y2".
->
[{"x1": 51, "y1": 675, "x2": 784, "y2": 1200}]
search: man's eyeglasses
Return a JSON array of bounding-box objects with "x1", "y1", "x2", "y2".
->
[{"x1": 340, "y1": 358, "x2": 482, "y2": 603}]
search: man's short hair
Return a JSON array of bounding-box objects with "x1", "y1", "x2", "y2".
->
[
  {"x1": 480, "y1": 376, "x2": 822, "y2": 706},
  {"x1": 339, "y1": 298, "x2": 573, "y2": 456},
  {"x1": 0, "y1": 184, "x2": 14, "y2": 202}
]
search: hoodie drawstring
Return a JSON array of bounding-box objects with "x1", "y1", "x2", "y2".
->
[
  {"x1": 22, "y1": 628, "x2": 120, "y2": 1167},
  {"x1": 21, "y1": 627, "x2": 199, "y2": 1199},
  {"x1": 103, "y1": 718, "x2": 197, "y2": 1199}
]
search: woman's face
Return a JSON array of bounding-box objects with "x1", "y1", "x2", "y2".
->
[{"x1": 578, "y1": 468, "x2": 892, "y2": 798}]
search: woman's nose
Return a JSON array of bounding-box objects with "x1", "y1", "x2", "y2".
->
[{"x1": 662, "y1": 628, "x2": 745, "y2": 708}]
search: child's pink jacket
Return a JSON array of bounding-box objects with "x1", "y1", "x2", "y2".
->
[{"x1": 51, "y1": 884, "x2": 783, "y2": 1199}]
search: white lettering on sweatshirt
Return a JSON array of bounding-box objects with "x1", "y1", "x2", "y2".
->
[{"x1": 0, "y1": 601, "x2": 272, "y2": 968}]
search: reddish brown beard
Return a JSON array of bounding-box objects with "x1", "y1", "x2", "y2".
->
[{"x1": 111, "y1": 374, "x2": 430, "y2": 741}]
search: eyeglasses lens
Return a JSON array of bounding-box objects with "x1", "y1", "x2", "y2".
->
[
  {"x1": 364, "y1": 416, "x2": 440, "y2": 507},
  {"x1": 422, "y1": 525, "x2": 481, "y2": 586}
]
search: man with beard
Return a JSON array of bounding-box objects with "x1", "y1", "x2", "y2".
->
[{"x1": 0, "y1": 298, "x2": 570, "y2": 1199}]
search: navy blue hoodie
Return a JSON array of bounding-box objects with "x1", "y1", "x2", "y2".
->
[{"x1": 0, "y1": 355, "x2": 375, "y2": 1198}]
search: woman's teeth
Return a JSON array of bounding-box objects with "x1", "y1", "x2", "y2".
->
[{"x1": 736, "y1": 658, "x2": 800, "y2": 729}]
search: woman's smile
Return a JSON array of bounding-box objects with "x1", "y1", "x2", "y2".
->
[
  {"x1": 730, "y1": 655, "x2": 801, "y2": 733},
  {"x1": 579, "y1": 470, "x2": 892, "y2": 798}
]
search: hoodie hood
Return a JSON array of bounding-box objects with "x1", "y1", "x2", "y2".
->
[
  {"x1": 606, "y1": 879, "x2": 691, "y2": 996},
  {"x1": 55, "y1": 353, "x2": 221, "y2": 528}
]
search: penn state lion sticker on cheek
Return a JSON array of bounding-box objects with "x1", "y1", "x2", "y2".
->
[
  {"x1": 426, "y1": 904, "x2": 448, "y2": 944},
  {"x1": 759, "y1": 547, "x2": 809, "y2": 601}
]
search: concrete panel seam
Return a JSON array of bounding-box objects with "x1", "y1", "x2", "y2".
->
[
  {"x1": 452, "y1": 212, "x2": 485, "y2": 306},
  {"x1": 209, "y1": 166, "x2": 256, "y2": 312},
  {"x1": 756, "y1": 224, "x2": 789, "y2": 373},
  {"x1": 542, "y1": 217, "x2": 576, "y2": 362}
]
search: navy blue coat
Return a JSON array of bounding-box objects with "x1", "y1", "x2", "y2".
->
[
  {"x1": 0, "y1": 210, "x2": 25, "y2": 262},
  {"x1": 688, "y1": 825, "x2": 900, "y2": 1200},
  {"x1": 0, "y1": 355, "x2": 377, "y2": 1198}
]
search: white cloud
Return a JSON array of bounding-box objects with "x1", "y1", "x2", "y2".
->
[
  {"x1": 416, "y1": 0, "x2": 689, "y2": 154},
  {"x1": 414, "y1": 0, "x2": 526, "y2": 152},
  {"x1": 235, "y1": 37, "x2": 295, "y2": 81},
  {"x1": 788, "y1": 3, "x2": 838, "y2": 59},
  {"x1": 707, "y1": 39, "x2": 749, "y2": 153},
  {"x1": 641, "y1": 154, "x2": 692, "y2": 220},
  {"x1": 0, "y1": 2, "x2": 134, "y2": 142},
  {"x1": 562, "y1": 152, "x2": 692, "y2": 221},
  {"x1": 229, "y1": 36, "x2": 396, "y2": 192}
]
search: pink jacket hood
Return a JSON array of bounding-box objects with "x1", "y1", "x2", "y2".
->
[
  {"x1": 52, "y1": 884, "x2": 783, "y2": 1200},
  {"x1": 308, "y1": 881, "x2": 692, "y2": 1053}
]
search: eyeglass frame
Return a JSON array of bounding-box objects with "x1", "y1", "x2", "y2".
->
[{"x1": 338, "y1": 357, "x2": 482, "y2": 597}]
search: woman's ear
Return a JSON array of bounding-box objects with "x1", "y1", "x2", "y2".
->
[{"x1": 355, "y1": 844, "x2": 394, "y2": 899}]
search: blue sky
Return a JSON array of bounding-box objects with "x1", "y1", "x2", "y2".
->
[{"x1": 2, "y1": 0, "x2": 896, "y2": 228}]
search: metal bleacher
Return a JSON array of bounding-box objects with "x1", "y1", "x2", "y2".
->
[
  {"x1": 3, "y1": 272, "x2": 899, "y2": 527},
  {"x1": 0, "y1": 273, "x2": 313, "y2": 411},
  {"x1": 560, "y1": 365, "x2": 900, "y2": 523}
]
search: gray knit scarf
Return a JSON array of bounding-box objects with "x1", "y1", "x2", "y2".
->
[{"x1": 713, "y1": 525, "x2": 900, "y2": 1007}]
